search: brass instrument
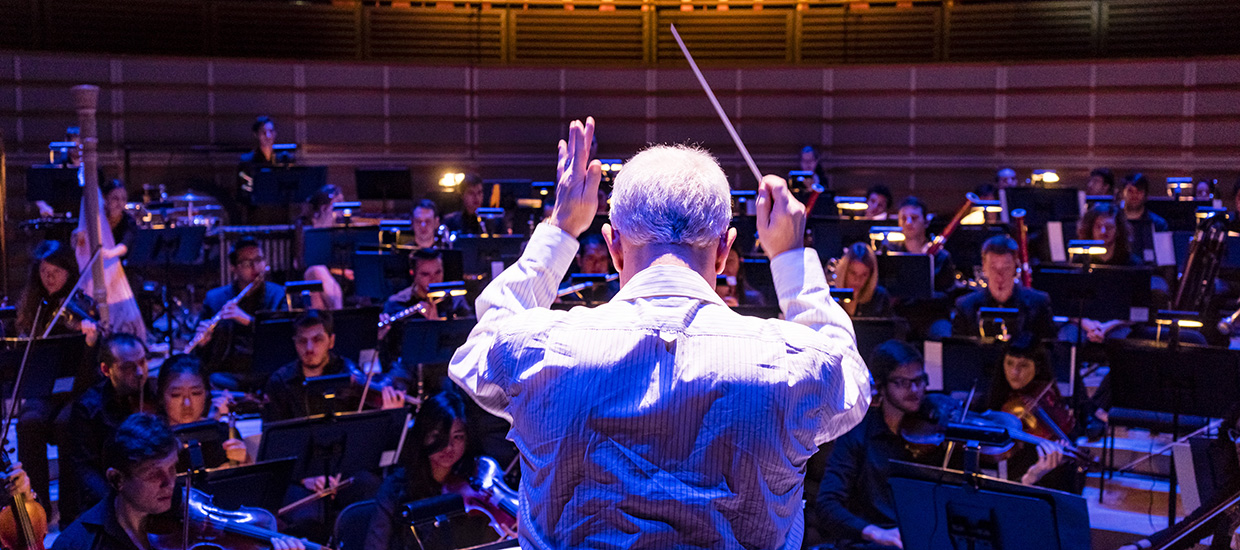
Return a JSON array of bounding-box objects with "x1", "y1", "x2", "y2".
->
[
  {"x1": 1172, "y1": 210, "x2": 1227, "y2": 314},
  {"x1": 925, "y1": 192, "x2": 980, "y2": 256},
  {"x1": 557, "y1": 273, "x2": 620, "y2": 298},
  {"x1": 1011, "y1": 208, "x2": 1032, "y2": 288},
  {"x1": 183, "y1": 276, "x2": 264, "y2": 354}
]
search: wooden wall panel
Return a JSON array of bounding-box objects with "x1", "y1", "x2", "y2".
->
[
  {"x1": 947, "y1": 1, "x2": 1095, "y2": 61},
  {"x1": 800, "y1": 7, "x2": 939, "y2": 65},
  {"x1": 2, "y1": 51, "x2": 1238, "y2": 219}
]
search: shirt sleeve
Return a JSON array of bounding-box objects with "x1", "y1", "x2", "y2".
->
[
  {"x1": 448, "y1": 223, "x2": 579, "y2": 422},
  {"x1": 815, "y1": 430, "x2": 873, "y2": 539},
  {"x1": 769, "y1": 247, "x2": 871, "y2": 446}
]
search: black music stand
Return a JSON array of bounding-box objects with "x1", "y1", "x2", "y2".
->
[
  {"x1": 0, "y1": 333, "x2": 87, "y2": 397},
  {"x1": 303, "y1": 226, "x2": 382, "y2": 271},
  {"x1": 806, "y1": 217, "x2": 873, "y2": 260},
  {"x1": 257, "y1": 408, "x2": 409, "y2": 480},
  {"x1": 356, "y1": 168, "x2": 412, "y2": 214},
  {"x1": 172, "y1": 420, "x2": 231, "y2": 471},
  {"x1": 1033, "y1": 264, "x2": 1153, "y2": 322},
  {"x1": 400, "y1": 318, "x2": 476, "y2": 402},
  {"x1": 739, "y1": 257, "x2": 777, "y2": 306},
  {"x1": 251, "y1": 166, "x2": 327, "y2": 205},
  {"x1": 251, "y1": 308, "x2": 383, "y2": 379},
  {"x1": 26, "y1": 166, "x2": 82, "y2": 213},
  {"x1": 353, "y1": 250, "x2": 412, "y2": 300},
  {"x1": 852, "y1": 317, "x2": 909, "y2": 361},
  {"x1": 944, "y1": 225, "x2": 1010, "y2": 273},
  {"x1": 451, "y1": 236, "x2": 526, "y2": 278},
  {"x1": 129, "y1": 226, "x2": 208, "y2": 344},
  {"x1": 1000, "y1": 188, "x2": 1084, "y2": 228},
  {"x1": 875, "y1": 253, "x2": 934, "y2": 301},
  {"x1": 180, "y1": 458, "x2": 298, "y2": 512},
  {"x1": 889, "y1": 461, "x2": 1091, "y2": 550},
  {"x1": 929, "y1": 336, "x2": 1074, "y2": 396},
  {"x1": 1146, "y1": 199, "x2": 1214, "y2": 232},
  {"x1": 731, "y1": 215, "x2": 758, "y2": 255}
]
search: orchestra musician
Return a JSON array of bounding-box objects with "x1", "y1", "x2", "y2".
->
[
  {"x1": 236, "y1": 115, "x2": 278, "y2": 210},
  {"x1": 1086, "y1": 168, "x2": 1116, "y2": 197},
  {"x1": 974, "y1": 333, "x2": 1079, "y2": 493},
  {"x1": 816, "y1": 340, "x2": 936, "y2": 550},
  {"x1": 410, "y1": 199, "x2": 442, "y2": 250},
  {"x1": 298, "y1": 184, "x2": 346, "y2": 310},
  {"x1": 62, "y1": 333, "x2": 153, "y2": 528},
  {"x1": 381, "y1": 249, "x2": 473, "y2": 324},
  {"x1": 156, "y1": 354, "x2": 251, "y2": 469},
  {"x1": 831, "y1": 242, "x2": 892, "y2": 318},
  {"x1": 300, "y1": 184, "x2": 342, "y2": 230},
  {"x1": 52, "y1": 413, "x2": 306, "y2": 550},
  {"x1": 262, "y1": 310, "x2": 404, "y2": 423},
  {"x1": 798, "y1": 144, "x2": 830, "y2": 192},
  {"x1": 442, "y1": 174, "x2": 485, "y2": 235},
  {"x1": 996, "y1": 167, "x2": 1019, "y2": 189},
  {"x1": 864, "y1": 185, "x2": 892, "y2": 220},
  {"x1": 1120, "y1": 173, "x2": 1169, "y2": 263},
  {"x1": 195, "y1": 237, "x2": 288, "y2": 391},
  {"x1": 894, "y1": 197, "x2": 958, "y2": 295},
  {"x1": 34, "y1": 126, "x2": 82, "y2": 218},
  {"x1": 450, "y1": 118, "x2": 869, "y2": 549},
  {"x1": 557, "y1": 233, "x2": 619, "y2": 305},
  {"x1": 13, "y1": 240, "x2": 99, "y2": 521},
  {"x1": 715, "y1": 244, "x2": 765, "y2": 307},
  {"x1": 365, "y1": 389, "x2": 505, "y2": 550},
  {"x1": 950, "y1": 236, "x2": 1055, "y2": 341}
]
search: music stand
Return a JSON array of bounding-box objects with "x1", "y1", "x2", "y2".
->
[
  {"x1": 1032, "y1": 264, "x2": 1153, "y2": 322},
  {"x1": 130, "y1": 226, "x2": 209, "y2": 343},
  {"x1": 26, "y1": 166, "x2": 82, "y2": 213},
  {"x1": 1000, "y1": 188, "x2": 1085, "y2": 228},
  {"x1": 257, "y1": 408, "x2": 409, "y2": 480},
  {"x1": 739, "y1": 257, "x2": 777, "y2": 306},
  {"x1": 251, "y1": 166, "x2": 327, "y2": 205},
  {"x1": 251, "y1": 308, "x2": 382, "y2": 378},
  {"x1": 889, "y1": 461, "x2": 1091, "y2": 550},
  {"x1": 0, "y1": 333, "x2": 87, "y2": 397},
  {"x1": 400, "y1": 318, "x2": 477, "y2": 366},
  {"x1": 1146, "y1": 199, "x2": 1214, "y2": 232},
  {"x1": 172, "y1": 420, "x2": 230, "y2": 470},
  {"x1": 303, "y1": 226, "x2": 382, "y2": 271},
  {"x1": 852, "y1": 317, "x2": 909, "y2": 361},
  {"x1": 806, "y1": 217, "x2": 873, "y2": 260},
  {"x1": 355, "y1": 168, "x2": 412, "y2": 204},
  {"x1": 186, "y1": 458, "x2": 298, "y2": 512},
  {"x1": 944, "y1": 225, "x2": 1010, "y2": 274},
  {"x1": 353, "y1": 250, "x2": 411, "y2": 300},
  {"x1": 732, "y1": 215, "x2": 758, "y2": 255},
  {"x1": 451, "y1": 236, "x2": 526, "y2": 278},
  {"x1": 875, "y1": 253, "x2": 934, "y2": 301}
]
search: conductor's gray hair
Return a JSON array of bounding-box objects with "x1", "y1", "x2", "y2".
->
[{"x1": 608, "y1": 145, "x2": 732, "y2": 248}]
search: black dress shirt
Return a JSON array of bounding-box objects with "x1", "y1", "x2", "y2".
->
[
  {"x1": 950, "y1": 286, "x2": 1055, "y2": 341},
  {"x1": 64, "y1": 381, "x2": 146, "y2": 525},
  {"x1": 1128, "y1": 209, "x2": 1169, "y2": 262},
  {"x1": 52, "y1": 496, "x2": 142, "y2": 550},
  {"x1": 237, "y1": 149, "x2": 275, "y2": 205},
  {"x1": 442, "y1": 210, "x2": 482, "y2": 235},
  {"x1": 197, "y1": 280, "x2": 287, "y2": 377},
  {"x1": 816, "y1": 408, "x2": 941, "y2": 543},
  {"x1": 261, "y1": 354, "x2": 362, "y2": 423}
]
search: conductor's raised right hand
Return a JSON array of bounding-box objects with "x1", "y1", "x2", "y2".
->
[
  {"x1": 755, "y1": 175, "x2": 806, "y2": 259},
  {"x1": 548, "y1": 117, "x2": 603, "y2": 238}
]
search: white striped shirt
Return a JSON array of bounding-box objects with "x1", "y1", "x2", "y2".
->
[{"x1": 450, "y1": 223, "x2": 871, "y2": 550}]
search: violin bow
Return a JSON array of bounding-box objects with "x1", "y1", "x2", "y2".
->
[
  {"x1": 277, "y1": 477, "x2": 355, "y2": 517},
  {"x1": 669, "y1": 24, "x2": 763, "y2": 186},
  {"x1": 941, "y1": 381, "x2": 979, "y2": 469}
]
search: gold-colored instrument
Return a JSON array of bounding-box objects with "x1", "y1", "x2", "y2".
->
[{"x1": 1011, "y1": 208, "x2": 1032, "y2": 288}]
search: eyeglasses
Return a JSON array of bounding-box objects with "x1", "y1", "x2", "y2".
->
[
  {"x1": 887, "y1": 374, "x2": 929, "y2": 390},
  {"x1": 237, "y1": 257, "x2": 266, "y2": 268}
]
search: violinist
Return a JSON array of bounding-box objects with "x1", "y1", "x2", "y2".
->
[
  {"x1": 950, "y1": 236, "x2": 1055, "y2": 341},
  {"x1": 52, "y1": 413, "x2": 305, "y2": 550},
  {"x1": 14, "y1": 241, "x2": 98, "y2": 518},
  {"x1": 832, "y1": 242, "x2": 892, "y2": 318},
  {"x1": 195, "y1": 237, "x2": 287, "y2": 391},
  {"x1": 976, "y1": 333, "x2": 1080, "y2": 493},
  {"x1": 62, "y1": 333, "x2": 153, "y2": 529},
  {"x1": 262, "y1": 310, "x2": 404, "y2": 423},
  {"x1": 366, "y1": 389, "x2": 508, "y2": 550},
  {"x1": 156, "y1": 355, "x2": 251, "y2": 469},
  {"x1": 816, "y1": 340, "x2": 936, "y2": 550}
]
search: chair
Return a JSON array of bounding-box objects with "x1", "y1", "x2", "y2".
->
[{"x1": 332, "y1": 499, "x2": 378, "y2": 550}]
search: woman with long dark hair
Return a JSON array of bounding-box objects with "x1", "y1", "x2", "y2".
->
[
  {"x1": 155, "y1": 354, "x2": 250, "y2": 469},
  {"x1": 15, "y1": 240, "x2": 85, "y2": 338},
  {"x1": 366, "y1": 388, "x2": 507, "y2": 550}
]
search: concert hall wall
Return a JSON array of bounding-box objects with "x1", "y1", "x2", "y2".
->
[{"x1": 1, "y1": 50, "x2": 1238, "y2": 290}]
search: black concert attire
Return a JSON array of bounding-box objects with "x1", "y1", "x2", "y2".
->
[
  {"x1": 1128, "y1": 209, "x2": 1169, "y2": 263},
  {"x1": 365, "y1": 465, "x2": 498, "y2": 550},
  {"x1": 62, "y1": 380, "x2": 149, "y2": 528},
  {"x1": 896, "y1": 243, "x2": 958, "y2": 295},
  {"x1": 51, "y1": 495, "x2": 149, "y2": 550},
  {"x1": 236, "y1": 149, "x2": 275, "y2": 208},
  {"x1": 111, "y1": 212, "x2": 139, "y2": 259},
  {"x1": 199, "y1": 280, "x2": 287, "y2": 391},
  {"x1": 950, "y1": 287, "x2": 1056, "y2": 341},
  {"x1": 853, "y1": 286, "x2": 893, "y2": 318},
  {"x1": 441, "y1": 210, "x2": 482, "y2": 235},
  {"x1": 261, "y1": 354, "x2": 361, "y2": 423},
  {"x1": 816, "y1": 407, "x2": 942, "y2": 548},
  {"x1": 977, "y1": 382, "x2": 1084, "y2": 494}
]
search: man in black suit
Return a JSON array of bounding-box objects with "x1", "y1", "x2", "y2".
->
[{"x1": 951, "y1": 235, "x2": 1055, "y2": 341}]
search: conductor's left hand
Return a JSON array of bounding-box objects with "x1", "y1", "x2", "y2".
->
[{"x1": 549, "y1": 117, "x2": 603, "y2": 238}]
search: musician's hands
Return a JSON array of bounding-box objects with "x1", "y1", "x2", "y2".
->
[
  {"x1": 380, "y1": 386, "x2": 406, "y2": 410},
  {"x1": 211, "y1": 392, "x2": 234, "y2": 419},
  {"x1": 36, "y1": 201, "x2": 55, "y2": 218},
  {"x1": 861, "y1": 525, "x2": 903, "y2": 549},
  {"x1": 222, "y1": 438, "x2": 250, "y2": 465},
  {"x1": 1023, "y1": 440, "x2": 1064, "y2": 485},
  {"x1": 219, "y1": 302, "x2": 253, "y2": 326},
  {"x1": 549, "y1": 117, "x2": 602, "y2": 238},
  {"x1": 755, "y1": 175, "x2": 806, "y2": 260},
  {"x1": 1118, "y1": 539, "x2": 1152, "y2": 550},
  {"x1": 270, "y1": 536, "x2": 307, "y2": 550},
  {"x1": 301, "y1": 474, "x2": 343, "y2": 493},
  {"x1": 418, "y1": 301, "x2": 438, "y2": 320},
  {"x1": 5, "y1": 462, "x2": 32, "y2": 500},
  {"x1": 81, "y1": 319, "x2": 99, "y2": 347}
]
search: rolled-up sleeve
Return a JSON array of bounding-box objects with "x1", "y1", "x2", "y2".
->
[{"x1": 449, "y1": 223, "x2": 579, "y2": 421}]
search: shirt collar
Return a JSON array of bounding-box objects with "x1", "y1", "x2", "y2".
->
[{"x1": 612, "y1": 264, "x2": 727, "y2": 306}]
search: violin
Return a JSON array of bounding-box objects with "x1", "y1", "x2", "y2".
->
[
  {"x1": 442, "y1": 457, "x2": 519, "y2": 540},
  {"x1": 0, "y1": 452, "x2": 47, "y2": 550},
  {"x1": 148, "y1": 488, "x2": 326, "y2": 550},
  {"x1": 1000, "y1": 382, "x2": 1076, "y2": 444}
]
